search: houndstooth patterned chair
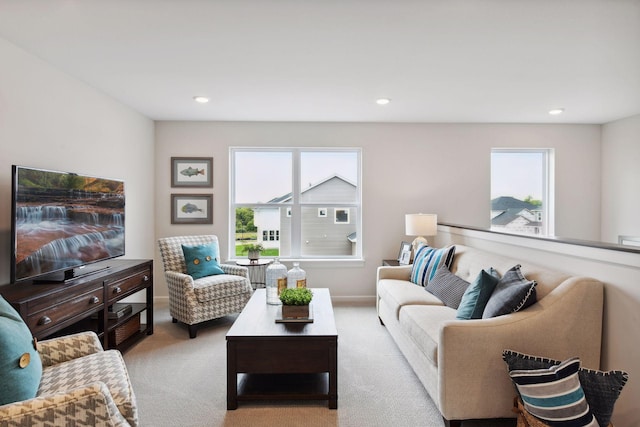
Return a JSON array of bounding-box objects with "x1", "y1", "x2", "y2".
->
[
  {"x1": 157, "y1": 235, "x2": 253, "y2": 338},
  {"x1": 0, "y1": 331, "x2": 137, "y2": 427}
]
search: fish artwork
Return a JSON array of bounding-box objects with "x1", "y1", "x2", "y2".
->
[
  {"x1": 180, "y1": 166, "x2": 205, "y2": 177},
  {"x1": 181, "y1": 203, "x2": 203, "y2": 214}
]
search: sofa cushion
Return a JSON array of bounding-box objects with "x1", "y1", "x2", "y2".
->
[
  {"x1": 192, "y1": 273, "x2": 252, "y2": 303},
  {"x1": 482, "y1": 265, "x2": 537, "y2": 318},
  {"x1": 400, "y1": 305, "x2": 457, "y2": 366},
  {"x1": 425, "y1": 268, "x2": 470, "y2": 309},
  {"x1": 410, "y1": 245, "x2": 456, "y2": 287},
  {"x1": 503, "y1": 349, "x2": 628, "y2": 427},
  {"x1": 181, "y1": 242, "x2": 224, "y2": 279},
  {"x1": 0, "y1": 295, "x2": 43, "y2": 406},
  {"x1": 38, "y1": 349, "x2": 138, "y2": 426},
  {"x1": 378, "y1": 279, "x2": 444, "y2": 320},
  {"x1": 509, "y1": 357, "x2": 597, "y2": 427},
  {"x1": 455, "y1": 268, "x2": 500, "y2": 320}
]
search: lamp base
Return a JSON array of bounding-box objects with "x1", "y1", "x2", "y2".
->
[{"x1": 411, "y1": 236, "x2": 429, "y2": 259}]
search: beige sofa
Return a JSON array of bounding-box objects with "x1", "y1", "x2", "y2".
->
[{"x1": 376, "y1": 244, "x2": 604, "y2": 427}]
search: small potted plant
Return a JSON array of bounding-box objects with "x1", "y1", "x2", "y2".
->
[
  {"x1": 279, "y1": 287, "x2": 313, "y2": 318},
  {"x1": 241, "y1": 243, "x2": 264, "y2": 261}
]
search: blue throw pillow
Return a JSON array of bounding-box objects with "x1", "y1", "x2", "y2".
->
[
  {"x1": 456, "y1": 268, "x2": 500, "y2": 320},
  {"x1": 410, "y1": 245, "x2": 456, "y2": 287},
  {"x1": 509, "y1": 357, "x2": 598, "y2": 427},
  {"x1": 181, "y1": 243, "x2": 225, "y2": 279},
  {"x1": 0, "y1": 295, "x2": 43, "y2": 405},
  {"x1": 482, "y1": 264, "x2": 536, "y2": 318}
]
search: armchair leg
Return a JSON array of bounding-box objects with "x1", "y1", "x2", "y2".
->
[
  {"x1": 172, "y1": 318, "x2": 177, "y2": 323},
  {"x1": 188, "y1": 324, "x2": 198, "y2": 339}
]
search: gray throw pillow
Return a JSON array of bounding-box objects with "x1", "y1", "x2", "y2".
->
[
  {"x1": 482, "y1": 264, "x2": 536, "y2": 318},
  {"x1": 456, "y1": 268, "x2": 501, "y2": 320},
  {"x1": 503, "y1": 349, "x2": 628, "y2": 427},
  {"x1": 425, "y1": 267, "x2": 470, "y2": 309}
]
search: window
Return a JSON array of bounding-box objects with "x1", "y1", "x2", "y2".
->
[
  {"x1": 231, "y1": 148, "x2": 361, "y2": 259},
  {"x1": 491, "y1": 149, "x2": 553, "y2": 236}
]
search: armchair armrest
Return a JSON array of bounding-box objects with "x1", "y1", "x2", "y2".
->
[
  {"x1": 38, "y1": 331, "x2": 103, "y2": 367},
  {"x1": 220, "y1": 263, "x2": 249, "y2": 278},
  {"x1": 0, "y1": 382, "x2": 129, "y2": 427}
]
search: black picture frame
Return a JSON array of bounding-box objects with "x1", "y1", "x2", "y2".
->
[
  {"x1": 171, "y1": 194, "x2": 212, "y2": 224},
  {"x1": 171, "y1": 157, "x2": 213, "y2": 188}
]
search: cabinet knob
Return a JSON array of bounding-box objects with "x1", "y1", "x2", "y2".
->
[
  {"x1": 38, "y1": 316, "x2": 51, "y2": 326},
  {"x1": 113, "y1": 286, "x2": 122, "y2": 294},
  {"x1": 90, "y1": 296, "x2": 100, "y2": 304},
  {"x1": 143, "y1": 275, "x2": 150, "y2": 282}
]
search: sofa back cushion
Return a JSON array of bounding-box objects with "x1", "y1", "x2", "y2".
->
[{"x1": 449, "y1": 245, "x2": 571, "y2": 300}]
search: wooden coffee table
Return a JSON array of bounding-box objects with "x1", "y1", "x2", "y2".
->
[{"x1": 226, "y1": 288, "x2": 338, "y2": 409}]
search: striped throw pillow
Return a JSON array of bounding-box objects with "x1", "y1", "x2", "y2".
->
[
  {"x1": 410, "y1": 245, "x2": 456, "y2": 287},
  {"x1": 509, "y1": 357, "x2": 598, "y2": 427}
]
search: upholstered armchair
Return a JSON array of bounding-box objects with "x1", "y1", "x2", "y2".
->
[
  {"x1": 0, "y1": 331, "x2": 137, "y2": 427},
  {"x1": 157, "y1": 235, "x2": 253, "y2": 338}
]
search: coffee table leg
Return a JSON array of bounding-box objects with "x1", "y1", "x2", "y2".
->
[
  {"x1": 227, "y1": 341, "x2": 238, "y2": 410},
  {"x1": 328, "y1": 339, "x2": 338, "y2": 409}
]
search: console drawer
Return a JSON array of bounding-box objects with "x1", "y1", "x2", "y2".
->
[
  {"x1": 26, "y1": 287, "x2": 103, "y2": 335},
  {"x1": 106, "y1": 269, "x2": 151, "y2": 302}
]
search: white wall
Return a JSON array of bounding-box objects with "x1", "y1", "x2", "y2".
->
[
  {"x1": 154, "y1": 121, "x2": 601, "y2": 299},
  {"x1": 0, "y1": 38, "x2": 155, "y2": 284},
  {"x1": 436, "y1": 225, "x2": 640, "y2": 427},
  {"x1": 602, "y1": 114, "x2": 640, "y2": 244}
]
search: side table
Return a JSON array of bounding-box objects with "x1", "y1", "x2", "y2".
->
[
  {"x1": 382, "y1": 259, "x2": 401, "y2": 266},
  {"x1": 235, "y1": 259, "x2": 272, "y2": 289}
]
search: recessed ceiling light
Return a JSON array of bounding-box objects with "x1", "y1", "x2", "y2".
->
[
  {"x1": 549, "y1": 108, "x2": 564, "y2": 115},
  {"x1": 193, "y1": 96, "x2": 209, "y2": 104},
  {"x1": 376, "y1": 98, "x2": 391, "y2": 105}
]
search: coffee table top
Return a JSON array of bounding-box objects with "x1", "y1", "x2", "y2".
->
[{"x1": 226, "y1": 288, "x2": 337, "y2": 339}]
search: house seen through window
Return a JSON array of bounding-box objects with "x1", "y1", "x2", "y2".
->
[
  {"x1": 231, "y1": 148, "x2": 361, "y2": 259},
  {"x1": 490, "y1": 149, "x2": 553, "y2": 236}
]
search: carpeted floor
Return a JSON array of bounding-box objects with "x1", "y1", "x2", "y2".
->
[{"x1": 124, "y1": 301, "x2": 516, "y2": 427}]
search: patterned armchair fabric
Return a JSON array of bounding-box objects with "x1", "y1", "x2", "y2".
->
[
  {"x1": 0, "y1": 331, "x2": 137, "y2": 427},
  {"x1": 157, "y1": 235, "x2": 253, "y2": 338}
]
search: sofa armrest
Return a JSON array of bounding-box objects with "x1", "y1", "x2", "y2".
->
[
  {"x1": 436, "y1": 277, "x2": 603, "y2": 420},
  {"x1": 376, "y1": 265, "x2": 412, "y2": 282},
  {"x1": 38, "y1": 331, "x2": 103, "y2": 367},
  {"x1": 220, "y1": 263, "x2": 249, "y2": 278},
  {"x1": 0, "y1": 382, "x2": 130, "y2": 427}
]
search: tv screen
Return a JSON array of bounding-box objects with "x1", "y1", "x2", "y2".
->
[{"x1": 11, "y1": 165, "x2": 125, "y2": 282}]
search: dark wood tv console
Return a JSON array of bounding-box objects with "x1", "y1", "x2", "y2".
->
[{"x1": 0, "y1": 259, "x2": 153, "y2": 352}]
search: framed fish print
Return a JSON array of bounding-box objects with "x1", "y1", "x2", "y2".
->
[
  {"x1": 171, "y1": 194, "x2": 213, "y2": 224},
  {"x1": 171, "y1": 157, "x2": 213, "y2": 188}
]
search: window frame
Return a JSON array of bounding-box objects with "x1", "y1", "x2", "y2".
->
[
  {"x1": 490, "y1": 148, "x2": 554, "y2": 236},
  {"x1": 230, "y1": 147, "x2": 362, "y2": 261}
]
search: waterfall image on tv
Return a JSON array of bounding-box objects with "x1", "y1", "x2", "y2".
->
[{"x1": 11, "y1": 166, "x2": 125, "y2": 282}]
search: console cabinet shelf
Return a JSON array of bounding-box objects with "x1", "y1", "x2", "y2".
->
[{"x1": 0, "y1": 259, "x2": 153, "y2": 352}]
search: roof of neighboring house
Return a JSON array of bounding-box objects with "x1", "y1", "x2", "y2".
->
[
  {"x1": 492, "y1": 208, "x2": 542, "y2": 228},
  {"x1": 347, "y1": 232, "x2": 356, "y2": 243},
  {"x1": 491, "y1": 196, "x2": 539, "y2": 211},
  {"x1": 267, "y1": 174, "x2": 356, "y2": 203}
]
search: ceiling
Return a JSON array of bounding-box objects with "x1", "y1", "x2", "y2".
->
[{"x1": 0, "y1": 0, "x2": 639, "y2": 124}]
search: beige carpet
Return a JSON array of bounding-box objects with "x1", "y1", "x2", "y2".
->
[{"x1": 123, "y1": 301, "x2": 515, "y2": 427}]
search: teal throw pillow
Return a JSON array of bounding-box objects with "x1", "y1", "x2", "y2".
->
[
  {"x1": 181, "y1": 243, "x2": 225, "y2": 279},
  {"x1": 0, "y1": 295, "x2": 43, "y2": 405},
  {"x1": 456, "y1": 268, "x2": 500, "y2": 320},
  {"x1": 410, "y1": 245, "x2": 456, "y2": 286}
]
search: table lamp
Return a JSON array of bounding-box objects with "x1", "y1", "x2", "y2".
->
[{"x1": 405, "y1": 213, "x2": 438, "y2": 253}]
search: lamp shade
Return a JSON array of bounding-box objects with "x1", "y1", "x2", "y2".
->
[{"x1": 405, "y1": 214, "x2": 438, "y2": 237}]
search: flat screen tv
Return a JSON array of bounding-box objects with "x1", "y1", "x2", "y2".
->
[{"x1": 11, "y1": 165, "x2": 125, "y2": 283}]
